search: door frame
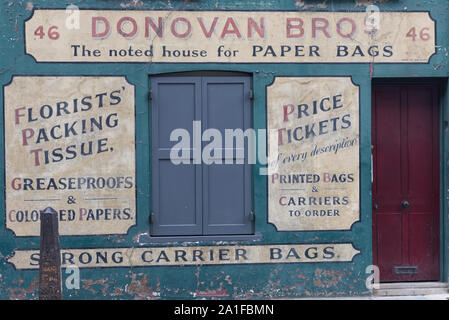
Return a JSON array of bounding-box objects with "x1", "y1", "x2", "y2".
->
[{"x1": 371, "y1": 78, "x2": 447, "y2": 283}]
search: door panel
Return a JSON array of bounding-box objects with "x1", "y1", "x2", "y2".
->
[
  {"x1": 158, "y1": 160, "x2": 200, "y2": 230},
  {"x1": 157, "y1": 82, "x2": 197, "y2": 149},
  {"x1": 373, "y1": 87, "x2": 402, "y2": 208},
  {"x1": 372, "y1": 83, "x2": 440, "y2": 282},
  {"x1": 376, "y1": 214, "x2": 403, "y2": 268},
  {"x1": 205, "y1": 164, "x2": 248, "y2": 234}
]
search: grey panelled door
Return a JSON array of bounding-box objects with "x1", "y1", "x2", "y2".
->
[{"x1": 151, "y1": 74, "x2": 253, "y2": 236}]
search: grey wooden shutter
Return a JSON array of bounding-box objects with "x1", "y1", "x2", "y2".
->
[
  {"x1": 151, "y1": 77, "x2": 202, "y2": 236},
  {"x1": 202, "y1": 77, "x2": 253, "y2": 235},
  {"x1": 151, "y1": 74, "x2": 253, "y2": 237}
]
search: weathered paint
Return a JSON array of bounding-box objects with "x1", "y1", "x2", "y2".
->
[
  {"x1": 7, "y1": 243, "x2": 360, "y2": 269},
  {"x1": 0, "y1": 0, "x2": 447, "y2": 300},
  {"x1": 267, "y1": 77, "x2": 360, "y2": 231},
  {"x1": 23, "y1": 10, "x2": 435, "y2": 63},
  {"x1": 4, "y1": 76, "x2": 136, "y2": 236}
]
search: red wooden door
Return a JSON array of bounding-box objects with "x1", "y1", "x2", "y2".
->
[{"x1": 372, "y1": 83, "x2": 440, "y2": 282}]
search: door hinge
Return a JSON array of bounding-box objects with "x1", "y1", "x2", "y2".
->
[
  {"x1": 150, "y1": 212, "x2": 155, "y2": 224},
  {"x1": 249, "y1": 89, "x2": 254, "y2": 100},
  {"x1": 149, "y1": 91, "x2": 153, "y2": 101},
  {"x1": 250, "y1": 210, "x2": 255, "y2": 221}
]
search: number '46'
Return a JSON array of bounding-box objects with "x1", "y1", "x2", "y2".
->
[
  {"x1": 406, "y1": 27, "x2": 431, "y2": 41},
  {"x1": 34, "y1": 25, "x2": 60, "y2": 40}
]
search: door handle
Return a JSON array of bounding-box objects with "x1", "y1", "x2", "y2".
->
[{"x1": 401, "y1": 200, "x2": 410, "y2": 209}]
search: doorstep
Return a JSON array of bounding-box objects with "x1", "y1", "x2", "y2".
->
[{"x1": 374, "y1": 282, "x2": 449, "y2": 297}]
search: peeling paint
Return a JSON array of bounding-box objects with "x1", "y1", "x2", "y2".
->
[
  {"x1": 120, "y1": 0, "x2": 144, "y2": 9},
  {"x1": 294, "y1": 0, "x2": 328, "y2": 9},
  {"x1": 82, "y1": 279, "x2": 110, "y2": 296},
  {"x1": 196, "y1": 288, "x2": 228, "y2": 297},
  {"x1": 7, "y1": 277, "x2": 38, "y2": 300},
  {"x1": 125, "y1": 273, "x2": 160, "y2": 300},
  {"x1": 354, "y1": 0, "x2": 390, "y2": 7},
  {"x1": 312, "y1": 269, "x2": 346, "y2": 289}
]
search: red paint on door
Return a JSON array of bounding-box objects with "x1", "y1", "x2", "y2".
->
[{"x1": 372, "y1": 83, "x2": 440, "y2": 282}]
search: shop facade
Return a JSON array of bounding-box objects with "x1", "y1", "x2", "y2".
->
[{"x1": 0, "y1": 0, "x2": 448, "y2": 299}]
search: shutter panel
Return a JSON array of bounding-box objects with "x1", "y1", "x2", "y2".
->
[
  {"x1": 202, "y1": 77, "x2": 253, "y2": 235},
  {"x1": 151, "y1": 77, "x2": 202, "y2": 235}
]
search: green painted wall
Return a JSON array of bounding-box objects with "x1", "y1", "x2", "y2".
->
[{"x1": 0, "y1": 0, "x2": 447, "y2": 299}]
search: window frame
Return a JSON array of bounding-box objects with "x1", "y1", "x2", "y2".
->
[{"x1": 146, "y1": 71, "x2": 260, "y2": 242}]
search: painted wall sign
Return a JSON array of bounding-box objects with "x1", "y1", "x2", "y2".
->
[
  {"x1": 25, "y1": 10, "x2": 435, "y2": 63},
  {"x1": 3, "y1": 76, "x2": 136, "y2": 236},
  {"x1": 7, "y1": 243, "x2": 360, "y2": 269},
  {"x1": 267, "y1": 77, "x2": 360, "y2": 231}
]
